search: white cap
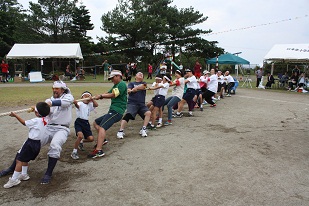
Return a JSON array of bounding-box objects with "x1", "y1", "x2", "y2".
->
[
  {"x1": 53, "y1": 81, "x2": 67, "y2": 89},
  {"x1": 108, "y1": 70, "x2": 122, "y2": 80}
]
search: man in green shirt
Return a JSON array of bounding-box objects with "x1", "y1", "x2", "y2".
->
[
  {"x1": 102, "y1": 60, "x2": 110, "y2": 81},
  {"x1": 88, "y1": 70, "x2": 127, "y2": 158}
]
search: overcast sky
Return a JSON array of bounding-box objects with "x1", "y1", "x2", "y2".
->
[{"x1": 19, "y1": 0, "x2": 308, "y2": 65}]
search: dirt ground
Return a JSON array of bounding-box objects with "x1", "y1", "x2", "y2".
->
[{"x1": 0, "y1": 84, "x2": 308, "y2": 206}]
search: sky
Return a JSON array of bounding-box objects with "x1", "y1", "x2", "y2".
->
[{"x1": 18, "y1": 0, "x2": 309, "y2": 65}]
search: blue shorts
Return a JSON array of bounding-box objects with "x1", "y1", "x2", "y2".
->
[
  {"x1": 152, "y1": 95, "x2": 165, "y2": 108},
  {"x1": 17, "y1": 138, "x2": 41, "y2": 162},
  {"x1": 95, "y1": 110, "x2": 123, "y2": 131},
  {"x1": 74, "y1": 118, "x2": 93, "y2": 138},
  {"x1": 126, "y1": 102, "x2": 149, "y2": 120},
  {"x1": 183, "y1": 88, "x2": 195, "y2": 102}
]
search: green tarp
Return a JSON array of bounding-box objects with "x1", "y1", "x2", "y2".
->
[{"x1": 206, "y1": 53, "x2": 250, "y2": 65}]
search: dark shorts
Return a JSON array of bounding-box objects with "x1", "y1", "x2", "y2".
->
[
  {"x1": 126, "y1": 102, "x2": 149, "y2": 120},
  {"x1": 195, "y1": 88, "x2": 203, "y2": 96},
  {"x1": 95, "y1": 110, "x2": 123, "y2": 131},
  {"x1": 17, "y1": 138, "x2": 41, "y2": 162},
  {"x1": 74, "y1": 118, "x2": 93, "y2": 138},
  {"x1": 152, "y1": 95, "x2": 165, "y2": 108},
  {"x1": 218, "y1": 82, "x2": 226, "y2": 92},
  {"x1": 182, "y1": 88, "x2": 195, "y2": 102}
]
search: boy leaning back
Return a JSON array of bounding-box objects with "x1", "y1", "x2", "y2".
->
[
  {"x1": 4, "y1": 102, "x2": 50, "y2": 188},
  {"x1": 71, "y1": 91, "x2": 98, "y2": 160}
]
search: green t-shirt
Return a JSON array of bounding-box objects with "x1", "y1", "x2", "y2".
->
[
  {"x1": 103, "y1": 63, "x2": 109, "y2": 71},
  {"x1": 108, "y1": 80, "x2": 127, "y2": 114}
]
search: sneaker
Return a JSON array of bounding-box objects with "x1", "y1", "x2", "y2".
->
[
  {"x1": 93, "y1": 139, "x2": 109, "y2": 149},
  {"x1": 226, "y1": 94, "x2": 231, "y2": 97},
  {"x1": 140, "y1": 129, "x2": 147, "y2": 137},
  {"x1": 188, "y1": 111, "x2": 193, "y2": 116},
  {"x1": 40, "y1": 175, "x2": 51, "y2": 185},
  {"x1": 71, "y1": 152, "x2": 79, "y2": 160},
  {"x1": 175, "y1": 113, "x2": 183, "y2": 118},
  {"x1": 210, "y1": 104, "x2": 216, "y2": 107},
  {"x1": 202, "y1": 100, "x2": 207, "y2": 105},
  {"x1": 4, "y1": 177, "x2": 21, "y2": 188},
  {"x1": 103, "y1": 139, "x2": 109, "y2": 145},
  {"x1": 200, "y1": 107, "x2": 204, "y2": 111},
  {"x1": 117, "y1": 131, "x2": 125, "y2": 139},
  {"x1": 19, "y1": 174, "x2": 30, "y2": 181},
  {"x1": 0, "y1": 169, "x2": 13, "y2": 177},
  {"x1": 78, "y1": 142, "x2": 84, "y2": 151},
  {"x1": 164, "y1": 121, "x2": 172, "y2": 126},
  {"x1": 156, "y1": 123, "x2": 162, "y2": 128},
  {"x1": 87, "y1": 149, "x2": 105, "y2": 158}
]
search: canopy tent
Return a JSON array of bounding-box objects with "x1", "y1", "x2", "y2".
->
[
  {"x1": 206, "y1": 53, "x2": 250, "y2": 65},
  {"x1": 6, "y1": 43, "x2": 83, "y2": 60},
  {"x1": 264, "y1": 44, "x2": 309, "y2": 63},
  {"x1": 6, "y1": 43, "x2": 83, "y2": 78}
]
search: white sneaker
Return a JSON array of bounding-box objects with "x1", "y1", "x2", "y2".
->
[
  {"x1": 156, "y1": 123, "x2": 162, "y2": 128},
  {"x1": 140, "y1": 129, "x2": 147, "y2": 137},
  {"x1": 19, "y1": 174, "x2": 30, "y2": 181},
  {"x1": 218, "y1": 96, "x2": 220, "y2": 100},
  {"x1": 71, "y1": 152, "x2": 79, "y2": 160},
  {"x1": 188, "y1": 111, "x2": 193, "y2": 116},
  {"x1": 4, "y1": 177, "x2": 21, "y2": 188},
  {"x1": 117, "y1": 131, "x2": 125, "y2": 139}
]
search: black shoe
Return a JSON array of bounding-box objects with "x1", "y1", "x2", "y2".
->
[{"x1": 0, "y1": 169, "x2": 13, "y2": 177}]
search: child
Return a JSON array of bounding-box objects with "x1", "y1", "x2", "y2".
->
[
  {"x1": 148, "y1": 74, "x2": 171, "y2": 128},
  {"x1": 4, "y1": 102, "x2": 50, "y2": 188},
  {"x1": 71, "y1": 91, "x2": 98, "y2": 160}
]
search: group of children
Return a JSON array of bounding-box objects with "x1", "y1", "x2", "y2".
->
[{"x1": 1, "y1": 68, "x2": 235, "y2": 189}]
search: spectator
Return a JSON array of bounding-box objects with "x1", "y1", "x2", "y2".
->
[
  {"x1": 147, "y1": 63, "x2": 153, "y2": 79},
  {"x1": 255, "y1": 67, "x2": 263, "y2": 88},
  {"x1": 287, "y1": 72, "x2": 298, "y2": 91},
  {"x1": 102, "y1": 60, "x2": 109, "y2": 81},
  {"x1": 1, "y1": 59, "x2": 9, "y2": 83},
  {"x1": 65, "y1": 65, "x2": 73, "y2": 80},
  {"x1": 194, "y1": 60, "x2": 202, "y2": 78},
  {"x1": 265, "y1": 72, "x2": 275, "y2": 89}
]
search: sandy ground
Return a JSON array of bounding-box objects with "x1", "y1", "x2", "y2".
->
[{"x1": 0, "y1": 85, "x2": 308, "y2": 206}]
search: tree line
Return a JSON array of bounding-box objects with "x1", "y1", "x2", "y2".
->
[{"x1": 0, "y1": 0, "x2": 224, "y2": 71}]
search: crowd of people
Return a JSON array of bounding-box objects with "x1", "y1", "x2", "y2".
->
[
  {"x1": 255, "y1": 65, "x2": 308, "y2": 91},
  {"x1": 0, "y1": 65, "x2": 238, "y2": 188}
]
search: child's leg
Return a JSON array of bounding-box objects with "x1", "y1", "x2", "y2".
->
[
  {"x1": 84, "y1": 135, "x2": 94, "y2": 142},
  {"x1": 151, "y1": 107, "x2": 159, "y2": 126},
  {"x1": 74, "y1": 132, "x2": 84, "y2": 150}
]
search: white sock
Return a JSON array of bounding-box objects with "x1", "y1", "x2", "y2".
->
[
  {"x1": 158, "y1": 118, "x2": 162, "y2": 123},
  {"x1": 79, "y1": 139, "x2": 83, "y2": 143},
  {"x1": 21, "y1": 166, "x2": 28, "y2": 175},
  {"x1": 12, "y1": 171, "x2": 21, "y2": 180},
  {"x1": 73, "y1": 148, "x2": 78, "y2": 153}
]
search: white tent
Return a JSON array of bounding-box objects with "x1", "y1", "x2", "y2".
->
[
  {"x1": 6, "y1": 43, "x2": 83, "y2": 59},
  {"x1": 264, "y1": 44, "x2": 309, "y2": 63}
]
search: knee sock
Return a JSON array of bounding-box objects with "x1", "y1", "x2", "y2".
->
[
  {"x1": 45, "y1": 157, "x2": 58, "y2": 177},
  {"x1": 8, "y1": 153, "x2": 19, "y2": 171}
]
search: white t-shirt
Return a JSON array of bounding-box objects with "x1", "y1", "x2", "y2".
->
[
  {"x1": 157, "y1": 82, "x2": 169, "y2": 96},
  {"x1": 76, "y1": 102, "x2": 94, "y2": 120},
  {"x1": 207, "y1": 74, "x2": 218, "y2": 93},
  {"x1": 217, "y1": 75, "x2": 224, "y2": 84},
  {"x1": 186, "y1": 75, "x2": 198, "y2": 89},
  {"x1": 225, "y1": 75, "x2": 235, "y2": 83},
  {"x1": 152, "y1": 82, "x2": 160, "y2": 96},
  {"x1": 172, "y1": 77, "x2": 185, "y2": 99},
  {"x1": 25, "y1": 117, "x2": 47, "y2": 141}
]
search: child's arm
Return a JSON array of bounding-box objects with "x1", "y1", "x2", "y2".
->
[
  {"x1": 10, "y1": 112, "x2": 26, "y2": 126},
  {"x1": 91, "y1": 98, "x2": 99, "y2": 108},
  {"x1": 73, "y1": 100, "x2": 80, "y2": 109}
]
